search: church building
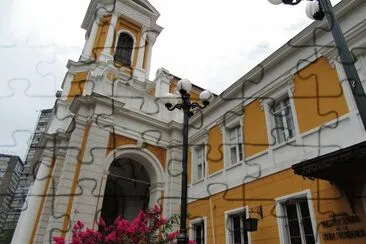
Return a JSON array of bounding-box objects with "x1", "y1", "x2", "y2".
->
[{"x1": 12, "y1": 0, "x2": 366, "y2": 243}]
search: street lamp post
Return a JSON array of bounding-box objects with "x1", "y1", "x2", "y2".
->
[
  {"x1": 164, "y1": 79, "x2": 212, "y2": 244},
  {"x1": 268, "y1": 0, "x2": 366, "y2": 132}
]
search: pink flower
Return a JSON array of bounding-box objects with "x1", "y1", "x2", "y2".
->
[
  {"x1": 71, "y1": 237, "x2": 81, "y2": 244},
  {"x1": 105, "y1": 232, "x2": 117, "y2": 242},
  {"x1": 167, "y1": 230, "x2": 179, "y2": 240},
  {"x1": 76, "y1": 220, "x2": 84, "y2": 229},
  {"x1": 153, "y1": 204, "x2": 161, "y2": 214},
  {"x1": 98, "y1": 217, "x2": 106, "y2": 228},
  {"x1": 53, "y1": 237, "x2": 65, "y2": 244},
  {"x1": 53, "y1": 206, "x2": 182, "y2": 244}
]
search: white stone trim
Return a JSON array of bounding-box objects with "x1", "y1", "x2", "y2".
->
[
  {"x1": 224, "y1": 206, "x2": 251, "y2": 244},
  {"x1": 190, "y1": 138, "x2": 207, "y2": 184},
  {"x1": 96, "y1": 145, "x2": 166, "y2": 215},
  {"x1": 189, "y1": 216, "x2": 208, "y2": 244},
  {"x1": 275, "y1": 189, "x2": 320, "y2": 244},
  {"x1": 81, "y1": 15, "x2": 101, "y2": 61},
  {"x1": 220, "y1": 114, "x2": 244, "y2": 169},
  {"x1": 261, "y1": 86, "x2": 298, "y2": 148},
  {"x1": 101, "y1": 14, "x2": 118, "y2": 58},
  {"x1": 104, "y1": 145, "x2": 165, "y2": 184},
  {"x1": 112, "y1": 29, "x2": 137, "y2": 66}
]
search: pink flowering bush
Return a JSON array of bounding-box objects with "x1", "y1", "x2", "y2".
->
[{"x1": 53, "y1": 205, "x2": 197, "y2": 244}]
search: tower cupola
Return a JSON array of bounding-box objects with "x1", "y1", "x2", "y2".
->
[{"x1": 80, "y1": 0, "x2": 163, "y2": 81}]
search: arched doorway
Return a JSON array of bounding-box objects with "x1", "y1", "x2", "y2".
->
[{"x1": 100, "y1": 157, "x2": 151, "y2": 225}]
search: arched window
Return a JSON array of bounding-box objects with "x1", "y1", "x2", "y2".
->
[{"x1": 114, "y1": 32, "x2": 134, "y2": 66}]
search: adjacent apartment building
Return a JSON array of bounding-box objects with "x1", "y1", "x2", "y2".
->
[
  {"x1": 12, "y1": 109, "x2": 53, "y2": 212},
  {"x1": 0, "y1": 154, "x2": 24, "y2": 243},
  {"x1": 0, "y1": 109, "x2": 52, "y2": 243},
  {"x1": 12, "y1": 0, "x2": 366, "y2": 243}
]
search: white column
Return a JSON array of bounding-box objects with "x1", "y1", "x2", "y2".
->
[
  {"x1": 132, "y1": 30, "x2": 148, "y2": 81},
  {"x1": 287, "y1": 82, "x2": 302, "y2": 146},
  {"x1": 81, "y1": 17, "x2": 101, "y2": 61},
  {"x1": 144, "y1": 39, "x2": 153, "y2": 79},
  {"x1": 11, "y1": 158, "x2": 53, "y2": 244},
  {"x1": 100, "y1": 14, "x2": 118, "y2": 61},
  {"x1": 261, "y1": 101, "x2": 275, "y2": 166},
  {"x1": 135, "y1": 30, "x2": 147, "y2": 69},
  {"x1": 149, "y1": 182, "x2": 164, "y2": 208},
  {"x1": 145, "y1": 31, "x2": 157, "y2": 80}
]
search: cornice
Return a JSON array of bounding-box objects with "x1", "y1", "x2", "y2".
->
[
  {"x1": 189, "y1": 128, "x2": 209, "y2": 144},
  {"x1": 321, "y1": 19, "x2": 366, "y2": 61},
  {"x1": 87, "y1": 93, "x2": 172, "y2": 132}
]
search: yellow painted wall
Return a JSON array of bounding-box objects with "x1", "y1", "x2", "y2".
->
[
  {"x1": 92, "y1": 16, "x2": 111, "y2": 60},
  {"x1": 145, "y1": 144, "x2": 167, "y2": 170},
  {"x1": 107, "y1": 133, "x2": 138, "y2": 154},
  {"x1": 244, "y1": 100, "x2": 268, "y2": 158},
  {"x1": 293, "y1": 57, "x2": 349, "y2": 133},
  {"x1": 207, "y1": 125, "x2": 224, "y2": 175},
  {"x1": 187, "y1": 168, "x2": 366, "y2": 244},
  {"x1": 67, "y1": 72, "x2": 89, "y2": 101},
  {"x1": 106, "y1": 133, "x2": 166, "y2": 169}
]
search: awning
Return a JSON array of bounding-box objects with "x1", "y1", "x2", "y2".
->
[{"x1": 292, "y1": 141, "x2": 366, "y2": 184}]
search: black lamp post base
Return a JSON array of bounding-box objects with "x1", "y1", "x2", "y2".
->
[{"x1": 176, "y1": 232, "x2": 188, "y2": 244}]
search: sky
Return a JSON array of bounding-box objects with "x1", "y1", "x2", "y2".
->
[{"x1": 0, "y1": 0, "x2": 342, "y2": 159}]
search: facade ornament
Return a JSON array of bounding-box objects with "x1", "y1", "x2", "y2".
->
[
  {"x1": 258, "y1": 98, "x2": 265, "y2": 111},
  {"x1": 146, "y1": 30, "x2": 159, "y2": 45},
  {"x1": 155, "y1": 67, "x2": 170, "y2": 79},
  {"x1": 288, "y1": 75, "x2": 296, "y2": 94},
  {"x1": 326, "y1": 54, "x2": 337, "y2": 69}
]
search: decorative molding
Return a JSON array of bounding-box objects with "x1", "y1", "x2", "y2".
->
[
  {"x1": 321, "y1": 19, "x2": 366, "y2": 59},
  {"x1": 258, "y1": 98, "x2": 265, "y2": 111},
  {"x1": 115, "y1": 1, "x2": 150, "y2": 27},
  {"x1": 146, "y1": 30, "x2": 158, "y2": 45}
]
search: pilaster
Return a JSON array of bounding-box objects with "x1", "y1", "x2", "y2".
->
[
  {"x1": 100, "y1": 14, "x2": 118, "y2": 63},
  {"x1": 81, "y1": 15, "x2": 102, "y2": 61}
]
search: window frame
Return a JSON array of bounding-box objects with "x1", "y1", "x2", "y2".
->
[
  {"x1": 228, "y1": 125, "x2": 244, "y2": 165},
  {"x1": 113, "y1": 30, "x2": 136, "y2": 67},
  {"x1": 191, "y1": 142, "x2": 207, "y2": 183},
  {"x1": 221, "y1": 116, "x2": 244, "y2": 168},
  {"x1": 189, "y1": 217, "x2": 207, "y2": 244},
  {"x1": 275, "y1": 190, "x2": 319, "y2": 244},
  {"x1": 225, "y1": 206, "x2": 251, "y2": 244},
  {"x1": 270, "y1": 93, "x2": 296, "y2": 145}
]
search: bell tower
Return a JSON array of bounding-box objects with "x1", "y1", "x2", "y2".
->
[
  {"x1": 80, "y1": 0, "x2": 162, "y2": 81},
  {"x1": 11, "y1": 1, "x2": 186, "y2": 244}
]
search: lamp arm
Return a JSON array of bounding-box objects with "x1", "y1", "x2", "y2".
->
[
  {"x1": 166, "y1": 103, "x2": 183, "y2": 111},
  {"x1": 191, "y1": 102, "x2": 209, "y2": 110},
  {"x1": 284, "y1": 0, "x2": 303, "y2": 5}
]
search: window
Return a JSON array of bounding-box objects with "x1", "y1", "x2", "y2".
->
[
  {"x1": 229, "y1": 125, "x2": 243, "y2": 165},
  {"x1": 226, "y1": 208, "x2": 249, "y2": 244},
  {"x1": 192, "y1": 220, "x2": 205, "y2": 244},
  {"x1": 276, "y1": 192, "x2": 317, "y2": 244},
  {"x1": 114, "y1": 32, "x2": 134, "y2": 66},
  {"x1": 271, "y1": 95, "x2": 295, "y2": 144},
  {"x1": 194, "y1": 145, "x2": 205, "y2": 181},
  {"x1": 282, "y1": 198, "x2": 315, "y2": 244}
]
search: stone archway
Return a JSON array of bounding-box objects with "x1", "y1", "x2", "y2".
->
[
  {"x1": 101, "y1": 158, "x2": 151, "y2": 224},
  {"x1": 99, "y1": 147, "x2": 165, "y2": 224}
]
